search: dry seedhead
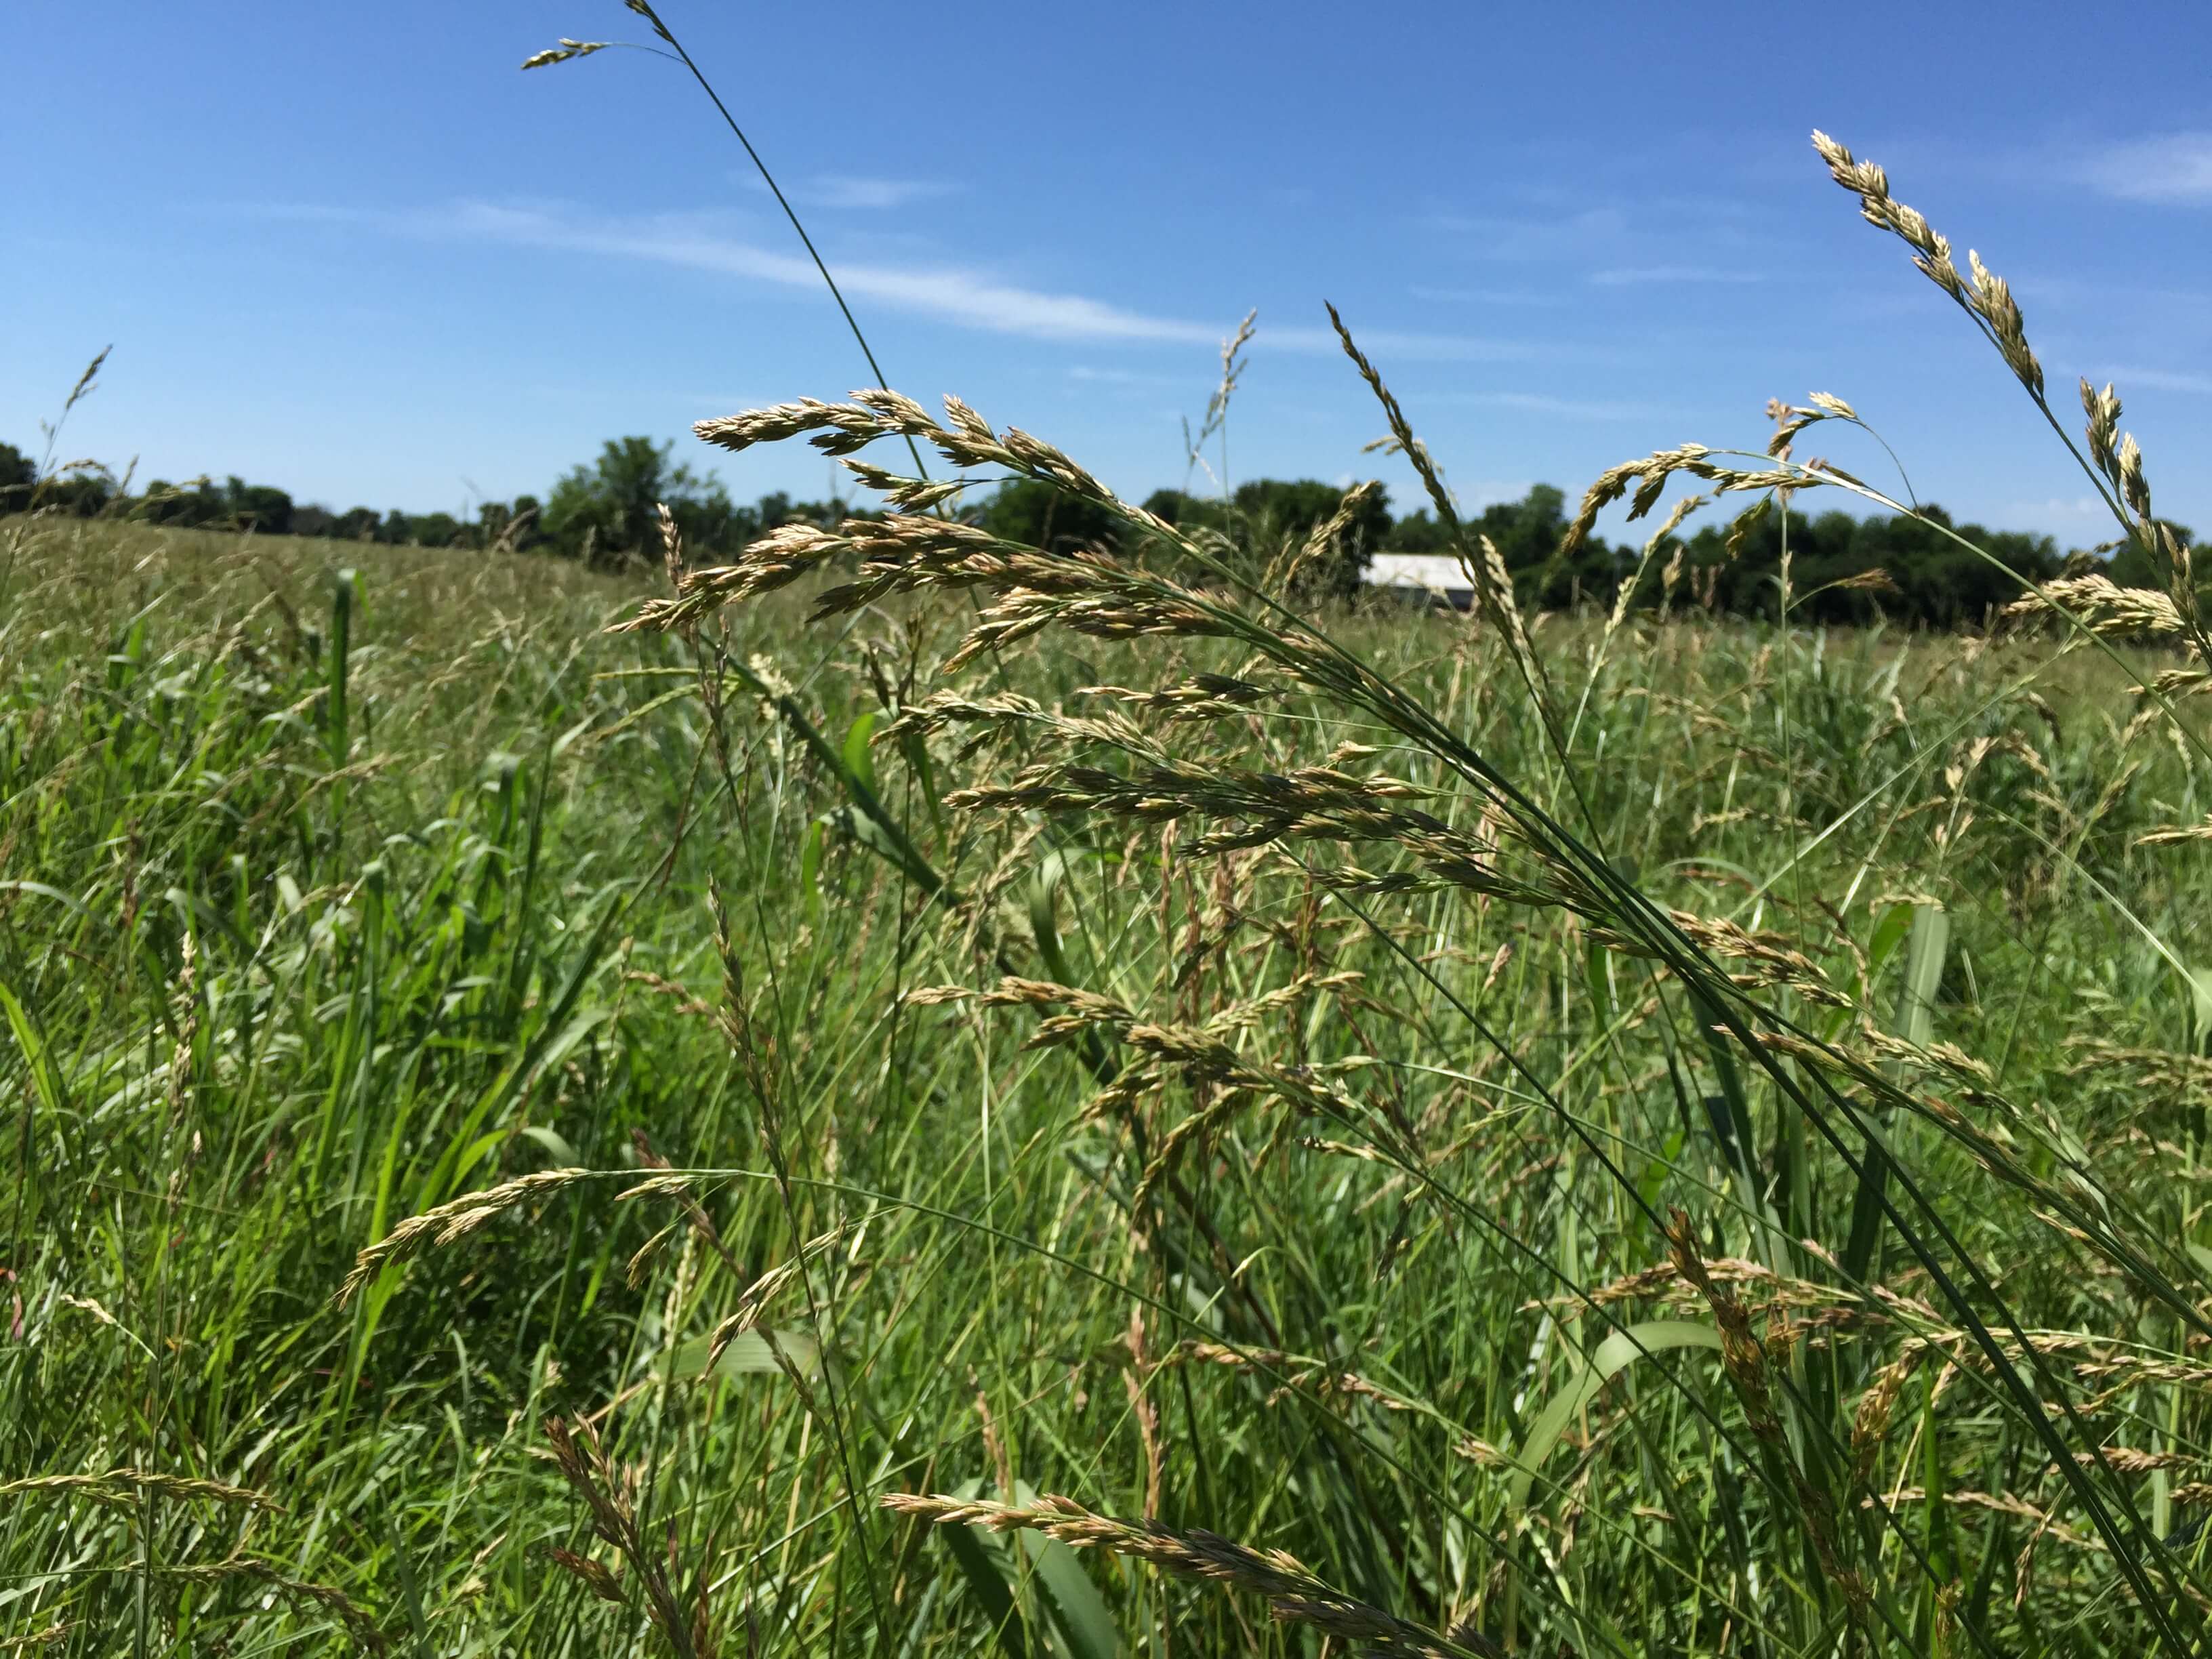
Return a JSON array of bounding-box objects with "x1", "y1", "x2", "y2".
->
[
  {"x1": 1269, "y1": 477, "x2": 1386, "y2": 594},
  {"x1": 1816, "y1": 131, "x2": 2207, "y2": 661},
  {"x1": 1851, "y1": 1344, "x2": 1933, "y2": 1488},
  {"x1": 1766, "y1": 392, "x2": 1861, "y2": 459},
  {"x1": 2078, "y1": 397, "x2": 2200, "y2": 636},
  {"x1": 886, "y1": 684, "x2": 1606, "y2": 927},
  {"x1": 697, "y1": 1225, "x2": 848, "y2": 1376},
  {"x1": 1606, "y1": 491, "x2": 1707, "y2": 635},
  {"x1": 0, "y1": 1621, "x2": 72, "y2": 1651},
  {"x1": 1327, "y1": 307, "x2": 1539, "y2": 689},
  {"x1": 1666, "y1": 1212, "x2": 1872, "y2": 1615},
  {"x1": 1562, "y1": 445, "x2": 1819, "y2": 572},
  {"x1": 2064, "y1": 1040, "x2": 2212, "y2": 1101},
  {"x1": 1592, "y1": 906, "x2": 1850, "y2": 1008},
  {"x1": 1078, "y1": 672, "x2": 1278, "y2": 722},
  {"x1": 1183, "y1": 309, "x2": 1258, "y2": 487},
  {"x1": 1811, "y1": 131, "x2": 2040, "y2": 398},
  {"x1": 2001, "y1": 574, "x2": 2184, "y2": 640},
  {"x1": 545, "y1": 1414, "x2": 717, "y2": 1659},
  {"x1": 880, "y1": 1491, "x2": 1494, "y2": 1657},
  {"x1": 916, "y1": 974, "x2": 1372, "y2": 1202},
  {"x1": 155, "y1": 1557, "x2": 389, "y2": 1655},
  {"x1": 0, "y1": 1467, "x2": 283, "y2": 1513},
  {"x1": 336, "y1": 1167, "x2": 594, "y2": 1302},
  {"x1": 520, "y1": 38, "x2": 611, "y2": 70},
  {"x1": 1169, "y1": 1339, "x2": 1422, "y2": 1415},
  {"x1": 1543, "y1": 1254, "x2": 1859, "y2": 1328}
]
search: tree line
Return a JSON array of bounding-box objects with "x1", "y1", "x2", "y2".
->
[
  {"x1": 0, "y1": 434, "x2": 848, "y2": 563},
  {"x1": 3, "y1": 434, "x2": 2173, "y2": 632}
]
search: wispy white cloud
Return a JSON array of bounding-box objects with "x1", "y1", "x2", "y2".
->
[
  {"x1": 1414, "y1": 390, "x2": 1666, "y2": 421},
  {"x1": 1267, "y1": 323, "x2": 1574, "y2": 362},
  {"x1": 2007, "y1": 495, "x2": 2108, "y2": 519},
  {"x1": 253, "y1": 199, "x2": 1571, "y2": 360},
  {"x1": 743, "y1": 174, "x2": 960, "y2": 211},
  {"x1": 1407, "y1": 283, "x2": 1568, "y2": 308},
  {"x1": 1589, "y1": 266, "x2": 1765, "y2": 287},
  {"x1": 1420, "y1": 206, "x2": 1629, "y2": 261},
  {"x1": 2078, "y1": 133, "x2": 2212, "y2": 204},
  {"x1": 2105, "y1": 365, "x2": 2212, "y2": 394},
  {"x1": 1069, "y1": 365, "x2": 1196, "y2": 386},
  {"x1": 268, "y1": 200, "x2": 1221, "y2": 343}
]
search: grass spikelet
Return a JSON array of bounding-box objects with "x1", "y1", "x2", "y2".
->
[
  {"x1": 520, "y1": 38, "x2": 612, "y2": 70},
  {"x1": 0, "y1": 1467, "x2": 284, "y2": 1513},
  {"x1": 157, "y1": 1558, "x2": 389, "y2": 1654},
  {"x1": 879, "y1": 1492, "x2": 1490, "y2": 1656},
  {"x1": 336, "y1": 1168, "x2": 594, "y2": 1302}
]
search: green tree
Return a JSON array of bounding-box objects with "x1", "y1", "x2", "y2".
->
[
  {"x1": 0, "y1": 441, "x2": 33, "y2": 514},
  {"x1": 224, "y1": 476, "x2": 293, "y2": 536},
  {"x1": 542, "y1": 436, "x2": 735, "y2": 567},
  {"x1": 978, "y1": 478, "x2": 1126, "y2": 554},
  {"x1": 291, "y1": 504, "x2": 337, "y2": 539},
  {"x1": 1141, "y1": 479, "x2": 1391, "y2": 598}
]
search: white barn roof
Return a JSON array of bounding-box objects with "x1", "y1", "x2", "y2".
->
[{"x1": 1364, "y1": 553, "x2": 1473, "y2": 604}]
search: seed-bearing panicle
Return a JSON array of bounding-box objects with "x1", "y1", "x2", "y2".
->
[
  {"x1": 1171, "y1": 1340, "x2": 1420, "y2": 1414},
  {"x1": 543, "y1": 1415, "x2": 702, "y2": 1656},
  {"x1": 694, "y1": 397, "x2": 888, "y2": 456},
  {"x1": 1, "y1": 1468, "x2": 284, "y2": 1513},
  {"x1": 942, "y1": 974, "x2": 1390, "y2": 1206},
  {"x1": 701, "y1": 1227, "x2": 848, "y2": 1374},
  {"x1": 2137, "y1": 817, "x2": 2212, "y2": 846},
  {"x1": 2115, "y1": 434, "x2": 2150, "y2": 520},
  {"x1": 544, "y1": 1546, "x2": 626, "y2": 1605},
  {"x1": 838, "y1": 456, "x2": 972, "y2": 511},
  {"x1": 879, "y1": 1492, "x2": 1491, "y2": 1657},
  {"x1": 2000, "y1": 575, "x2": 2183, "y2": 639},
  {"x1": 1811, "y1": 130, "x2": 1962, "y2": 298},
  {"x1": 1563, "y1": 446, "x2": 1810, "y2": 567},
  {"x1": 611, "y1": 522, "x2": 861, "y2": 635},
  {"x1": 1768, "y1": 392, "x2": 1860, "y2": 457},
  {"x1": 2081, "y1": 380, "x2": 2124, "y2": 476},
  {"x1": 1594, "y1": 907, "x2": 1850, "y2": 1007},
  {"x1": 337, "y1": 1168, "x2": 594, "y2": 1302},
  {"x1": 521, "y1": 38, "x2": 611, "y2": 70},
  {"x1": 655, "y1": 501, "x2": 683, "y2": 592},
  {"x1": 1080, "y1": 674, "x2": 1277, "y2": 722},
  {"x1": 1814, "y1": 134, "x2": 2046, "y2": 397},
  {"x1": 1668, "y1": 1210, "x2": 1872, "y2": 1614},
  {"x1": 1275, "y1": 478, "x2": 1383, "y2": 593},
  {"x1": 157, "y1": 1558, "x2": 389, "y2": 1654},
  {"x1": 1324, "y1": 305, "x2": 1542, "y2": 693},
  {"x1": 1967, "y1": 249, "x2": 2043, "y2": 397},
  {"x1": 1851, "y1": 1345, "x2": 1931, "y2": 1487}
]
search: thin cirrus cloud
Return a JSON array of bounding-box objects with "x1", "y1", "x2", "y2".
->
[
  {"x1": 1406, "y1": 283, "x2": 1569, "y2": 308},
  {"x1": 2078, "y1": 134, "x2": 2212, "y2": 204},
  {"x1": 2104, "y1": 365, "x2": 2212, "y2": 395},
  {"x1": 742, "y1": 173, "x2": 960, "y2": 211},
  {"x1": 253, "y1": 199, "x2": 1573, "y2": 361},
  {"x1": 1588, "y1": 266, "x2": 1765, "y2": 287},
  {"x1": 1068, "y1": 365, "x2": 1200, "y2": 387},
  {"x1": 1414, "y1": 390, "x2": 1668, "y2": 421}
]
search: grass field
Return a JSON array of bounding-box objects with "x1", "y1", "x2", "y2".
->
[{"x1": 5, "y1": 451, "x2": 2211, "y2": 1659}]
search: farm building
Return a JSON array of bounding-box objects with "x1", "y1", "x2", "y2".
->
[{"x1": 1363, "y1": 552, "x2": 1474, "y2": 609}]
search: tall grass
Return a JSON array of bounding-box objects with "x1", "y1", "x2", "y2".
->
[{"x1": 5, "y1": 120, "x2": 2211, "y2": 1658}]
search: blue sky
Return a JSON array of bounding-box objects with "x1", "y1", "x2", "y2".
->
[{"x1": 7, "y1": 1, "x2": 2210, "y2": 545}]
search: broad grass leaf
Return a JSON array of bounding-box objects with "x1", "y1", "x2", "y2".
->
[{"x1": 1507, "y1": 1319, "x2": 1723, "y2": 1515}]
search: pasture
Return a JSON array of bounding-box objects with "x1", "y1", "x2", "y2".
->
[{"x1": 3, "y1": 474, "x2": 2207, "y2": 1654}]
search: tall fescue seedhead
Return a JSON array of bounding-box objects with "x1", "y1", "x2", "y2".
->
[
  {"x1": 26, "y1": 64, "x2": 2212, "y2": 1654},
  {"x1": 564, "y1": 124, "x2": 2212, "y2": 1655}
]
